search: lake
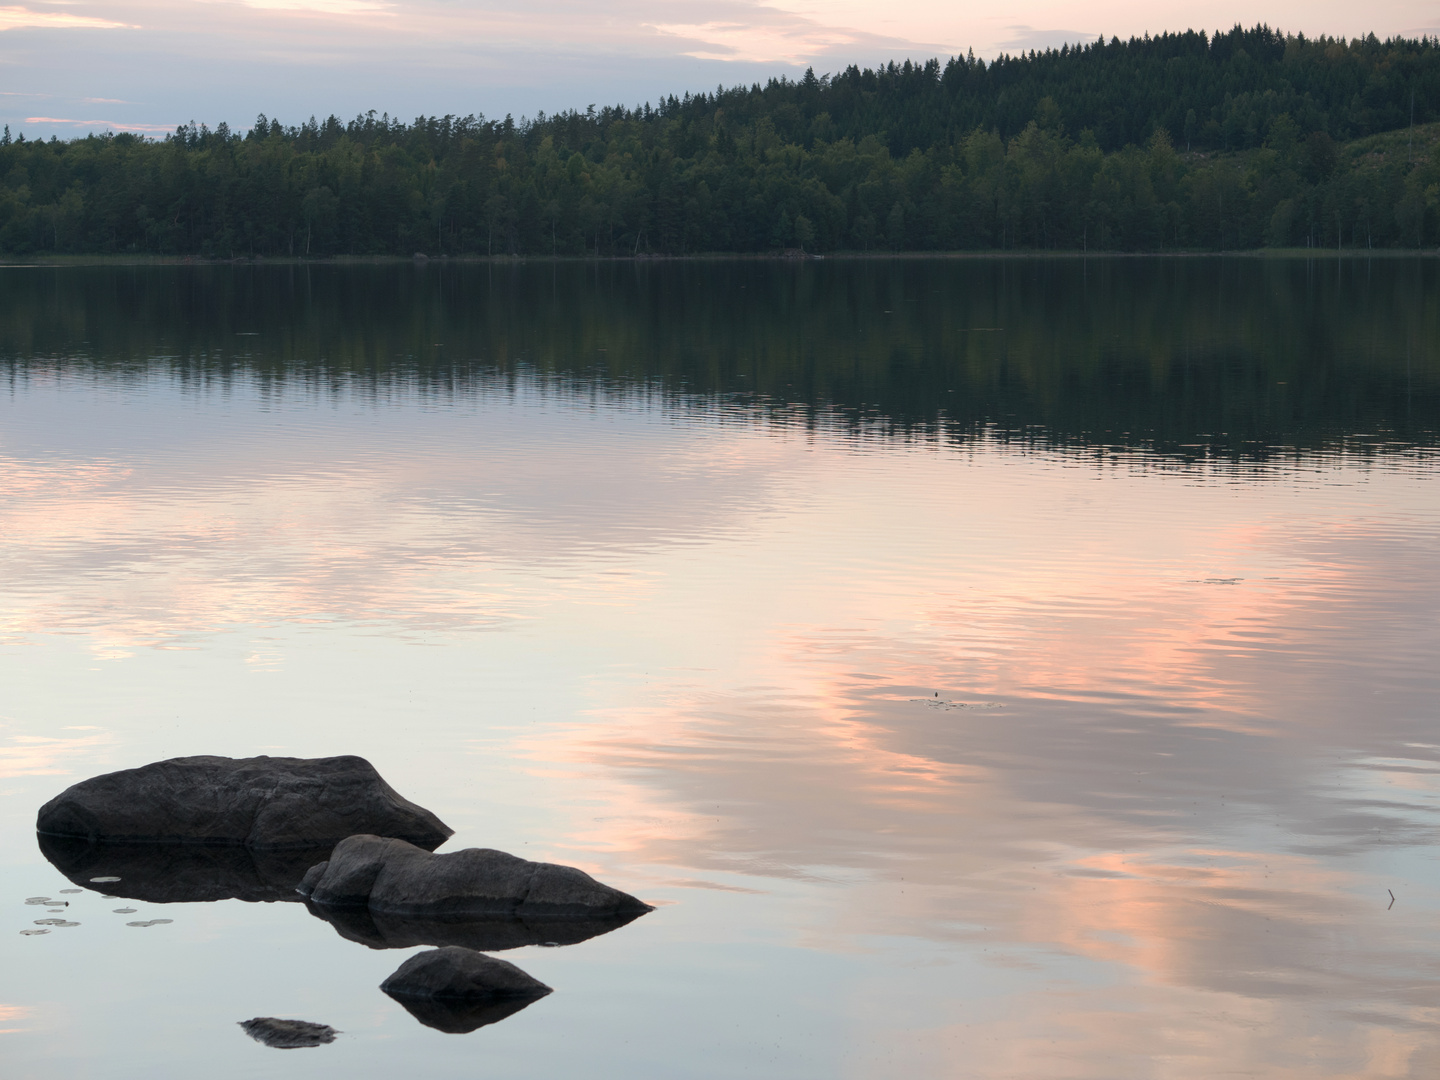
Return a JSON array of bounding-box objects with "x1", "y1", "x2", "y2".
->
[{"x1": 1, "y1": 257, "x2": 1438, "y2": 1079}]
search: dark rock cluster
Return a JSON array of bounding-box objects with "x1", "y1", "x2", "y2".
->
[
  {"x1": 37, "y1": 755, "x2": 651, "y2": 1041},
  {"x1": 298, "y1": 834, "x2": 650, "y2": 917}
]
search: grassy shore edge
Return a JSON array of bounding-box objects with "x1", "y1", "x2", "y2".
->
[{"x1": 2, "y1": 248, "x2": 1438, "y2": 267}]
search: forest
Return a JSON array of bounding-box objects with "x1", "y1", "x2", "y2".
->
[{"x1": 3, "y1": 25, "x2": 1440, "y2": 256}]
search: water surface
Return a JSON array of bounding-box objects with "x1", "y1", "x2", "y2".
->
[{"x1": 2, "y1": 258, "x2": 1438, "y2": 1078}]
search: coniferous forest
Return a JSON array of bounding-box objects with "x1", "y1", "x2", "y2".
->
[{"x1": 6, "y1": 25, "x2": 1440, "y2": 256}]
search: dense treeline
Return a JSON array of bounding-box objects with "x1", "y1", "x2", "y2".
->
[{"x1": 5, "y1": 25, "x2": 1440, "y2": 255}]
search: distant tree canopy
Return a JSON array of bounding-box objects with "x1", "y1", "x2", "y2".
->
[{"x1": 4, "y1": 25, "x2": 1440, "y2": 255}]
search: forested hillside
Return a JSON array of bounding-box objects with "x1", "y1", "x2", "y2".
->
[{"x1": 4, "y1": 25, "x2": 1440, "y2": 255}]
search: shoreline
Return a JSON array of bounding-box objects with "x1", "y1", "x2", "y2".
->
[{"x1": 2, "y1": 248, "x2": 1438, "y2": 268}]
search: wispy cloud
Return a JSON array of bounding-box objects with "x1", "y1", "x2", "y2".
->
[
  {"x1": 998, "y1": 25, "x2": 1096, "y2": 53},
  {"x1": 25, "y1": 115, "x2": 170, "y2": 131},
  {"x1": 0, "y1": 5, "x2": 133, "y2": 29},
  {"x1": 647, "y1": 17, "x2": 868, "y2": 62},
  {"x1": 82, "y1": 96, "x2": 134, "y2": 104},
  {"x1": 242, "y1": 0, "x2": 393, "y2": 15}
]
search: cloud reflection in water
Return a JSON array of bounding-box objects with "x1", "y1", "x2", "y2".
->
[{"x1": 1, "y1": 263, "x2": 1438, "y2": 1076}]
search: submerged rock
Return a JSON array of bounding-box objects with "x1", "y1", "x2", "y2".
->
[
  {"x1": 381, "y1": 946, "x2": 552, "y2": 1000},
  {"x1": 298, "y1": 834, "x2": 652, "y2": 918},
  {"x1": 239, "y1": 1017, "x2": 338, "y2": 1048},
  {"x1": 305, "y1": 899, "x2": 646, "y2": 951},
  {"x1": 36, "y1": 756, "x2": 451, "y2": 850},
  {"x1": 38, "y1": 833, "x2": 331, "y2": 904}
]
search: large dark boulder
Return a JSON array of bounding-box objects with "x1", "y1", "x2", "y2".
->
[
  {"x1": 304, "y1": 898, "x2": 646, "y2": 950},
  {"x1": 298, "y1": 834, "x2": 651, "y2": 918},
  {"x1": 36, "y1": 756, "x2": 451, "y2": 850},
  {"x1": 39, "y1": 833, "x2": 329, "y2": 904}
]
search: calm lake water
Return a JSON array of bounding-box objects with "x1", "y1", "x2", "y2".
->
[{"x1": 1, "y1": 258, "x2": 1438, "y2": 1079}]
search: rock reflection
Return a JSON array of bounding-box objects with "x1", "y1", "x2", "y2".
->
[
  {"x1": 304, "y1": 899, "x2": 645, "y2": 951},
  {"x1": 383, "y1": 993, "x2": 543, "y2": 1035},
  {"x1": 37, "y1": 833, "x2": 330, "y2": 904}
]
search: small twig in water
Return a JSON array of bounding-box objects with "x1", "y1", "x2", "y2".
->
[{"x1": 1388, "y1": 889, "x2": 1396, "y2": 910}]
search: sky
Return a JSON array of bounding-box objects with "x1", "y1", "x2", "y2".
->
[{"x1": 1, "y1": 0, "x2": 1438, "y2": 141}]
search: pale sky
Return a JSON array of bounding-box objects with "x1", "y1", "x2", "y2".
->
[{"x1": 1, "y1": 0, "x2": 1438, "y2": 139}]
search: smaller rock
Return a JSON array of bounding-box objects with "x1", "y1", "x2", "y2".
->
[
  {"x1": 300, "y1": 834, "x2": 652, "y2": 918},
  {"x1": 239, "y1": 1017, "x2": 338, "y2": 1049},
  {"x1": 380, "y1": 946, "x2": 552, "y2": 1000}
]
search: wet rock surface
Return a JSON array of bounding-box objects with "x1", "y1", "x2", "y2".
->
[
  {"x1": 39, "y1": 833, "x2": 331, "y2": 903},
  {"x1": 299, "y1": 834, "x2": 652, "y2": 918},
  {"x1": 381, "y1": 946, "x2": 553, "y2": 1000},
  {"x1": 239, "y1": 1017, "x2": 338, "y2": 1048},
  {"x1": 36, "y1": 755, "x2": 452, "y2": 850},
  {"x1": 305, "y1": 899, "x2": 646, "y2": 950}
]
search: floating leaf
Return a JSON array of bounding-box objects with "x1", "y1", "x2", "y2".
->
[
  {"x1": 113, "y1": 908, "x2": 137, "y2": 914},
  {"x1": 19, "y1": 929, "x2": 49, "y2": 936},
  {"x1": 59, "y1": 889, "x2": 82, "y2": 894}
]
